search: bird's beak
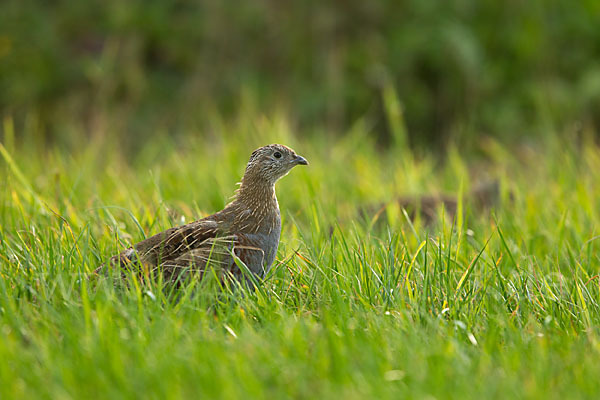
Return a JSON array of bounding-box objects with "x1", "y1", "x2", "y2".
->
[{"x1": 294, "y1": 155, "x2": 309, "y2": 166}]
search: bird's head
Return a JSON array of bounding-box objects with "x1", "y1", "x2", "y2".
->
[{"x1": 243, "y1": 144, "x2": 308, "y2": 185}]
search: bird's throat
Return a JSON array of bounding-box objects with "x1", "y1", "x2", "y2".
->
[
  {"x1": 232, "y1": 175, "x2": 279, "y2": 226},
  {"x1": 236, "y1": 179, "x2": 277, "y2": 209}
]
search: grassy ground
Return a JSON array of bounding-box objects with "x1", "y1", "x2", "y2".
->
[{"x1": 1, "y1": 115, "x2": 599, "y2": 399}]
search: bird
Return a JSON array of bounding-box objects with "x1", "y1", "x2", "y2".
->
[
  {"x1": 96, "y1": 144, "x2": 308, "y2": 285},
  {"x1": 363, "y1": 180, "x2": 503, "y2": 226},
  {"x1": 394, "y1": 180, "x2": 501, "y2": 224}
]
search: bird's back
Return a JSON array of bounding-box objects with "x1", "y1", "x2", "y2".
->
[{"x1": 100, "y1": 202, "x2": 281, "y2": 282}]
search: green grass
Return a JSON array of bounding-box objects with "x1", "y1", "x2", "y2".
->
[{"x1": 1, "y1": 115, "x2": 600, "y2": 399}]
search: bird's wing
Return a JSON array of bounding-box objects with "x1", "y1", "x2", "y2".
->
[
  {"x1": 159, "y1": 233, "x2": 267, "y2": 281},
  {"x1": 98, "y1": 218, "x2": 267, "y2": 282},
  {"x1": 97, "y1": 218, "x2": 225, "y2": 273},
  {"x1": 134, "y1": 218, "x2": 227, "y2": 265},
  {"x1": 158, "y1": 235, "x2": 237, "y2": 279}
]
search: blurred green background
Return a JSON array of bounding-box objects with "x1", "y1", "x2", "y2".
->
[{"x1": 1, "y1": 0, "x2": 599, "y2": 149}]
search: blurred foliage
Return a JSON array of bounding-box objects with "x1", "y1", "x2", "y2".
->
[{"x1": 1, "y1": 0, "x2": 600, "y2": 148}]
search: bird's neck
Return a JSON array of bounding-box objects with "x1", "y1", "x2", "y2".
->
[
  {"x1": 227, "y1": 175, "x2": 280, "y2": 232},
  {"x1": 236, "y1": 178, "x2": 277, "y2": 208}
]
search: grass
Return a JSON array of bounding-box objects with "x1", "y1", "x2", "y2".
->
[{"x1": 1, "y1": 114, "x2": 600, "y2": 399}]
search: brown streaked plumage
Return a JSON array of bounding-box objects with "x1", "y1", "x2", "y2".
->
[
  {"x1": 97, "y1": 144, "x2": 308, "y2": 283},
  {"x1": 364, "y1": 180, "x2": 502, "y2": 226}
]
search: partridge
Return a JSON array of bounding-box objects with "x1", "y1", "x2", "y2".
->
[
  {"x1": 365, "y1": 180, "x2": 501, "y2": 225},
  {"x1": 97, "y1": 144, "x2": 308, "y2": 283}
]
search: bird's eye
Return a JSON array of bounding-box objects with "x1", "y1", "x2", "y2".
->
[{"x1": 273, "y1": 151, "x2": 282, "y2": 159}]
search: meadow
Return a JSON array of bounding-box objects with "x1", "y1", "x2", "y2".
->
[{"x1": 1, "y1": 113, "x2": 599, "y2": 399}]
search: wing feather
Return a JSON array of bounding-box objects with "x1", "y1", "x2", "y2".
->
[{"x1": 98, "y1": 218, "x2": 270, "y2": 283}]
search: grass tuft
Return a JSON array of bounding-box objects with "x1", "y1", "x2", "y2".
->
[{"x1": 1, "y1": 122, "x2": 599, "y2": 398}]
